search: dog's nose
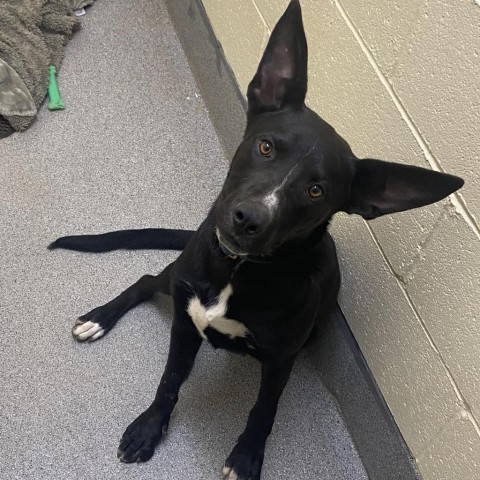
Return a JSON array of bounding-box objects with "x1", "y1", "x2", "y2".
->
[{"x1": 232, "y1": 203, "x2": 269, "y2": 237}]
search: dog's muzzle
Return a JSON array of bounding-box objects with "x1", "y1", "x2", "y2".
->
[{"x1": 215, "y1": 228, "x2": 248, "y2": 259}]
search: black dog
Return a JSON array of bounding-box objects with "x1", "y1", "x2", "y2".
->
[{"x1": 49, "y1": 1, "x2": 463, "y2": 479}]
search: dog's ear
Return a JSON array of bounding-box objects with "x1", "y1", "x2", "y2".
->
[
  {"x1": 247, "y1": 0, "x2": 307, "y2": 117},
  {"x1": 344, "y1": 159, "x2": 464, "y2": 220}
]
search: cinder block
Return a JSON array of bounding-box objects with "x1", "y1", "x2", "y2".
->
[
  {"x1": 338, "y1": 0, "x2": 425, "y2": 76},
  {"x1": 202, "y1": 0, "x2": 269, "y2": 94},
  {"x1": 302, "y1": 0, "x2": 415, "y2": 157},
  {"x1": 391, "y1": 0, "x2": 480, "y2": 221},
  {"x1": 407, "y1": 214, "x2": 480, "y2": 419},
  {"x1": 416, "y1": 414, "x2": 480, "y2": 480},
  {"x1": 369, "y1": 201, "x2": 446, "y2": 279},
  {"x1": 331, "y1": 213, "x2": 461, "y2": 454},
  {"x1": 301, "y1": 0, "x2": 446, "y2": 279}
]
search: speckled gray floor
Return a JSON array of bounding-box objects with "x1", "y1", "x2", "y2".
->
[{"x1": 0, "y1": 1, "x2": 368, "y2": 479}]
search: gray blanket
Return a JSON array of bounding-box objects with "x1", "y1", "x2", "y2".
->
[{"x1": 0, "y1": 0, "x2": 95, "y2": 132}]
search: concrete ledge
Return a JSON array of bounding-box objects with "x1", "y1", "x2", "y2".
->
[
  {"x1": 308, "y1": 306, "x2": 421, "y2": 480},
  {"x1": 165, "y1": 1, "x2": 421, "y2": 478},
  {"x1": 165, "y1": 0, "x2": 246, "y2": 160}
]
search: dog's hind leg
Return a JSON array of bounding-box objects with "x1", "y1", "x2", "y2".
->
[{"x1": 72, "y1": 262, "x2": 174, "y2": 342}]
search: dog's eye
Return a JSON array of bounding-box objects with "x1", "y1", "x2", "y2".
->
[
  {"x1": 258, "y1": 140, "x2": 273, "y2": 157},
  {"x1": 307, "y1": 185, "x2": 324, "y2": 199}
]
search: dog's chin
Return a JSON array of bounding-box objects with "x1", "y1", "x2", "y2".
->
[
  {"x1": 215, "y1": 228, "x2": 250, "y2": 257},
  {"x1": 216, "y1": 228, "x2": 278, "y2": 257}
]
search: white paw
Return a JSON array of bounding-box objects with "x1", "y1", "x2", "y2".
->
[
  {"x1": 72, "y1": 320, "x2": 105, "y2": 342},
  {"x1": 222, "y1": 466, "x2": 239, "y2": 480}
]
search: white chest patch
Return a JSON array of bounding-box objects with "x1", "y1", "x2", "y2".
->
[{"x1": 187, "y1": 283, "x2": 249, "y2": 340}]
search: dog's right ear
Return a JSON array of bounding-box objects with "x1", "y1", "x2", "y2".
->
[{"x1": 247, "y1": 0, "x2": 307, "y2": 118}]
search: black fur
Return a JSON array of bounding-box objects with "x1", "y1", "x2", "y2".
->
[{"x1": 50, "y1": 1, "x2": 463, "y2": 478}]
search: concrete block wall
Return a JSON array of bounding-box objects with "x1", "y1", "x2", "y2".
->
[{"x1": 200, "y1": 0, "x2": 480, "y2": 478}]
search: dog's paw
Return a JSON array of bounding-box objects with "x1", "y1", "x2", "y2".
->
[
  {"x1": 222, "y1": 466, "x2": 241, "y2": 480},
  {"x1": 223, "y1": 444, "x2": 264, "y2": 480},
  {"x1": 72, "y1": 318, "x2": 106, "y2": 342},
  {"x1": 71, "y1": 305, "x2": 119, "y2": 342},
  {"x1": 117, "y1": 411, "x2": 167, "y2": 463}
]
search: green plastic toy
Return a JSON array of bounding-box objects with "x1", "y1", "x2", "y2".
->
[{"x1": 47, "y1": 66, "x2": 65, "y2": 111}]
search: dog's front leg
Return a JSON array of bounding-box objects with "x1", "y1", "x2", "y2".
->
[
  {"x1": 72, "y1": 262, "x2": 175, "y2": 342},
  {"x1": 223, "y1": 356, "x2": 296, "y2": 480},
  {"x1": 117, "y1": 307, "x2": 202, "y2": 463}
]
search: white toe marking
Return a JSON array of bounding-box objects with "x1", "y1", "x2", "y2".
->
[
  {"x1": 73, "y1": 321, "x2": 104, "y2": 341},
  {"x1": 89, "y1": 329, "x2": 105, "y2": 341},
  {"x1": 187, "y1": 284, "x2": 250, "y2": 340},
  {"x1": 222, "y1": 467, "x2": 238, "y2": 480},
  {"x1": 73, "y1": 320, "x2": 95, "y2": 335}
]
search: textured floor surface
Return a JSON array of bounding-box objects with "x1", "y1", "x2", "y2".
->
[{"x1": 0, "y1": 1, "x2": 368, "y2": 479}]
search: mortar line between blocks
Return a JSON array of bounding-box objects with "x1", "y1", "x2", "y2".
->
[
  {"x1": 416, "y1": 409, "x2": 480, "y2": 458},
  {"x1": 333, "y1": 0, "x2": 480, "y2": 242},
  {"x1": 251, "y1": 0, "x2": 272, "y2": 34},
  {"x1": 464, "y1": 410, "x2": 480, "y2": 439},
  {"x1": 363, "y1": 220, "x2": 480, "y2": 437},
  {"x1": 401, "y1": 208, "x2": 448, "y2": 284}
]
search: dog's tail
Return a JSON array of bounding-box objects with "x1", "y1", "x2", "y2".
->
[{"x1": 48, "y1": 228, "x2": 195, "y2": 253}]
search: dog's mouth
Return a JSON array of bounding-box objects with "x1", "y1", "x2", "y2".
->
[{"x1": 215, "y1": 228, "x2": 249, "y2": 258}]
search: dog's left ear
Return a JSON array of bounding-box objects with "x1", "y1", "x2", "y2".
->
[
  {"x1": 344, "y1": 158, "x2": 464, "y2": 220},
  {"x1": 247, "y1": 0, "x2": 307, "y2": 117}
]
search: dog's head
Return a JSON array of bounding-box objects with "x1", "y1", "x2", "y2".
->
[{"x1": 215, "y1": 0, "x2": 463, "y2": 258}]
